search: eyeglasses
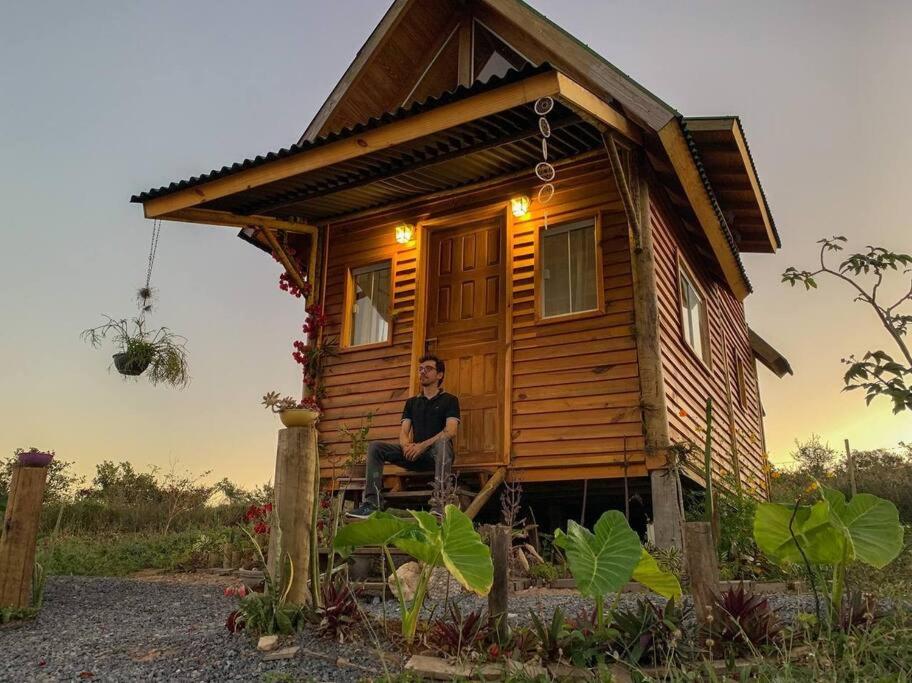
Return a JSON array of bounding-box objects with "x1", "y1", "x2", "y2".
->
[{"x1": 418, "y1": 366, "x2": 437, "y2": 374}]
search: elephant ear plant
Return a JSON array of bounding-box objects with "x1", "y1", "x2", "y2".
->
[
  {"x1": 554, "y1": 510, "x2": 682, "y2": 629},
  {"x1": 333, "y1": 505, "x2": 493, "y2": 644},
  {"x1": 753, "y1": 482, "x2": 904, "y2": 623}
]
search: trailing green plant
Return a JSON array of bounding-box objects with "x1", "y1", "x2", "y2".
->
[
  {"x1": 82, "y1": 315, "x2": 189, "y2": 388},
  {"x1": 754, "y1": 481, "x2": 904, "y2": 624},
  {"x1": 612, "y1": 596, "x2": 689, "y2": 666},
  {"x1": 426, "y1": 603, "x2": 489, "y2": 657},
  {"x1": 553, "y1": 510, "x2": 682, "y2": 628},
  {"x1": 561, "y1": 607, "x2": 617, "y2": 668},
  {"x1": 333, "y1": 504, "x2": 493, "y2": 644}
]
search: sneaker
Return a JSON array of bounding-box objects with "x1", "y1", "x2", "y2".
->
[{"x1": 346, "y1": 502, "x2": 377, "y2": 520}]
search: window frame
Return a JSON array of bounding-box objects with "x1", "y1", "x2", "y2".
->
[
  {"x1": 340, "y1": 259, "x2": 395, "y2": 352},
  {"x1": 534, "y1": 212, "x2": 605, "y2": 324},
  {"x1": 675, "y1": 257, "x2": 711, "y2": 369}
]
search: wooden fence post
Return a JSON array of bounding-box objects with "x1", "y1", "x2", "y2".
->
[
  {"x1": 0, "y1": 465, "x2": 49, "y2": 609},
  {"x1": 267, "y1": 427, "x2": 319, "y2": 605},
  {"x1": 684, "y1": 521, "x2": 719, "y2": 627},
  {"x1": 488, "y1": 524, "x2": 511, "y2": 644}
]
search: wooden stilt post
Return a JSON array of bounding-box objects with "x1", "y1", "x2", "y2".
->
[
  {"x1": 267, "y1": 426, "x2": 319, "y2": 605},
  {"x1": 488, "y1": 524, "x2": 511, "y2": 644},
  {"x1": 0, "y1": 465, "x2": 49, "y2": 609},
  {"x1": 684, "y1": 521, "x2": 719, "y2": 627}
]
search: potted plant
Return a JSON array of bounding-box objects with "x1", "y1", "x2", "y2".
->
[
  {"x1": 262, "y1": 391, "x2": 321, "y2": 428},
  {"x1": 15, "y1": 447, "x2": 54, "y2": 468},
  {"x1": 338, "y1": 412, "x2": 373, "y2": 479},
  {"x1": 82, "y1": 315, "x2": 189, "y2": 388}
]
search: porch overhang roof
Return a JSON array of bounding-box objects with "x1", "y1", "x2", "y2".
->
[
  {"x1": 131, "y1": 65, "x2": 638, "y2": 225},
  {"x1": 749, "y1": 328, "x2": 792, "y2": 378},
  {"x1": 685, "y1": 117, "x2": 779, "y2": 253}
]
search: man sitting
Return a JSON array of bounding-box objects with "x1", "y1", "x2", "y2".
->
[{"x1": 347, "y1": 354, "x2": 459, "y2": 519}]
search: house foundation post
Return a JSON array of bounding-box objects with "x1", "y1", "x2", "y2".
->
[
  {"x1": 0, "y1": 464, "x2": 48, "y2": 609},
  {"x1": 268, "y1": 426, "x2": 319, "y2": 606},
  {"x1": 624, "y1": 158, "x2": 683, "y2": 550}
]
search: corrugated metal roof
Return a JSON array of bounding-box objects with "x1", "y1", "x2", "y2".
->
[{"x1": 131, "y1": 62, "x2": 554, "y2": 204}]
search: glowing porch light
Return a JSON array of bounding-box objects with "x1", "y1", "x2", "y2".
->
[
  {"x1": 395, "y1": 223, "x2": 414, "y2": 244},
  {"x1": 510, "y1": 195, "x2": 531, "y2": 218}
]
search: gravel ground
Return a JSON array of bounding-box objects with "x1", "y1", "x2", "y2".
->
[{"x1": 0, "y1": 576, "x2": 398, "y2": 683}]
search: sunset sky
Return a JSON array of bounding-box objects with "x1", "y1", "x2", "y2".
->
[{"x1": 1, "y1": 0, "x2": 909, "y2": 489}]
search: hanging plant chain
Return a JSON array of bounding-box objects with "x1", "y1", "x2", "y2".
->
[{"x1": 145, "y1": 219, "x2": 162, "y2": 290}]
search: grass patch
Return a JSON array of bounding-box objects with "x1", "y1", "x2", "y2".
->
[{"x1": 38, "y1": 530, "x2": 203, "y2": 576}]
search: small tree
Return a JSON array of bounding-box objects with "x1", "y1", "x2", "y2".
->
[{"x1": 783, "y1": 236, "x2": 912, "y2": 412}]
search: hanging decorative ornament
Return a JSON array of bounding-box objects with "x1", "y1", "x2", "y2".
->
[{"x1": 534, "y1": 97, "x2": 556, "y2": 229}]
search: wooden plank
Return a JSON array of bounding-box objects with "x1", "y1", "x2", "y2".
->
[
  {"x1": 142, "y1": 70, "x2": 563, "y2": 218},
  {"x1": 684, "y1": 521, "x2": 719, "y2": 625},
  {"x1": 465, "y1": 466, "x2": 506, "y2": 519},
  {"x1": 259, "y1": 228, "x2": 307, "y2": 290},
  {"x1": 0, "y1": 465, "x2": 48, "y2": 609},
  {"x1": 160, "y1": 208, "x2": 317, "y2": 235},
  {"x1": 556, "y1": 73, "x2": 642, "y2": 145}
]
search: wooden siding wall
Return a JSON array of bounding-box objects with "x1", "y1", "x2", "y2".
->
[
  {"x1": 316, "y1": 156, "x2": 648, "y2": 483},
  {"x1": 508, "y1": 163, "x2": 646, "y2": 482},
  {"x1": 650, "y1": 193, "x2": 768, "y2": 496},
  {"x1": 317, "y1": 220, "x2": 418, "y2": 477}
]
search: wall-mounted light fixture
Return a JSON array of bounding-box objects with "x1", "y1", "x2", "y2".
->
[
  {"x1": 510, "y1": 195, "x2": 531, "y2": 218},
  {"x1": 395, "y1": 223, "x2": 414, "y2": 244}
]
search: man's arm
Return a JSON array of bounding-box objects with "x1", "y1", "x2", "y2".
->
[
  {"x1": 414, "y1": 418, "x2": 458, "y2": 454},
  {"x1": 399, "y1": 419, "x2": 414, "y2": 450}
]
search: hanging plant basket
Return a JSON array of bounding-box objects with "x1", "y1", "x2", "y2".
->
[{"x1": 113, "y1": 350, "x2": 152, "y2": 376}]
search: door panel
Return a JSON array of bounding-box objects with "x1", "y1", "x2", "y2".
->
[{"x1": 427, "y1": 218, "x2": 505, "y2": 466}]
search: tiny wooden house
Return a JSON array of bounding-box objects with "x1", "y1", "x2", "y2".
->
[{"x1": 132, "y1": 0, "x2": 790, "y2": 544}]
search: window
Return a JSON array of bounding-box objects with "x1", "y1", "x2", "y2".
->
[
  {"x1": 346, "y1": 262, "x2": 392, "y2": 347},
  {"x1": 679, "y1": 268, "x2": 709, "y2": 363},
  {"x1": 540, "y1": 218, "x2": 599, "y2": 319}
]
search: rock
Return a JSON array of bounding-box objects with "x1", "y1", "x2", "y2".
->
[
  {"x1": 388, "y1": 561, "x2": 422, "y2": 602},
  {"x1": 256, "y1": 635, "x2": 279, "y2": 652},
  {"x1": 262, "y1": 646, "x2": 300, "y2": 661}
]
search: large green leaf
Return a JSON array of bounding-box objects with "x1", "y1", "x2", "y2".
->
[
  {"x1": 333, "y1": 511, "x2": 416, "y2": 557},
  {"x1": 631, "y1": 549, "x2": 682, "y2": 599},
  {"x1": 821, "y1": 487, "x2": 904, "y2": 569},
  {"x1": 439, "y1": 505, "x2": 493, "y2": 595},
  {"x1": 753, "y1": 500, "x2": 845, "y2": 566},
  {"x1": 553, "y1": 510, "x2": 642, "y2": 598}
]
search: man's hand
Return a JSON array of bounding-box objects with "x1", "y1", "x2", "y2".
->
[{"x1": 403, "y1": 442, "x2": 423, "y2": 461}]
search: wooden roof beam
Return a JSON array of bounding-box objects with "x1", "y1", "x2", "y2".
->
[
  {"x1": 258, "y1": 227, "x2": 307, "y2": 291},
  {"x1": 158, "y1": 208, "x2": 317, "y2": 235},
  {"x1": 658, "y1": 118, "x2": 751, "y2": 300}
]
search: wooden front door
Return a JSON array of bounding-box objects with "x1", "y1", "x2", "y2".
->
[{"x1": 426, "y1": 218, "x2": 505, "y2": 466}]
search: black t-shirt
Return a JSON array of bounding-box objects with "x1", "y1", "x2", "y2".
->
[{"x1": 401, "y1": 391, "x2": 460, "y2": 443}]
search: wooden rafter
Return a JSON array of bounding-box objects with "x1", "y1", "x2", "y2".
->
[
  {"x1": 258, "y1": 227, "x2": 307, "y2": 291},
  {"x1": 160, "y1": 207, "x2": 317, "y2": 235},
  {"x1": 603, "y1": 132, "x2": 642, "y2": 248}
]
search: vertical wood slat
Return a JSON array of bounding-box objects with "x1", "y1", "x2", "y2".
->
[{"x1": 0, "y1": 465, "x2": 48, "y2": 609}]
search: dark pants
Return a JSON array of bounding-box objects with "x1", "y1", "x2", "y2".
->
[{"x1": 363, "y1": 438, "x2": 454, "y2": 509}]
